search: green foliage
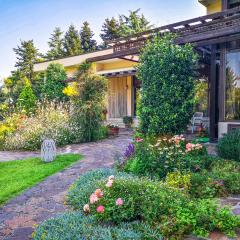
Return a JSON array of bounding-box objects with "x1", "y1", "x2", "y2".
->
[
  {"x1": 16, "y1": 78, "x2": 37, "y2": 114},
  {"x1": 46, "y1": 27, "x2": 64, "y2": 60},
  {"x1": 40, "y1": 63, "x2": 68, "y2": 101},
  {"x1": 123, "y1": 116, "x2": 133, "y2": 125},
  {"x1": 67, "y1": 170, "x2": 240, "y2": 239},
  {"x1": 124, "y1": 136, "x2": 208, "y2": 178},
  {"x1": 217, "y1": 129, "x2": 240, "y2": 161},
  {"x1": 190, "y1": 160, "x2": 240, "y2": 198},
  {"x1": 3, "y1": 102, "x2": 76, "y2": 150},
  {"x1": 70, "y1": 62, "x2": 108, "y2": 142},
  {"x1": 13, "y1": 40, "x2": 40, "y2": 81},
  {"x1": 165, "y1": 171, "x2": 191, "y2": 191},
  {"x1": 118, "y1": 9, "x2": 153, "y2": 36},
  {"x1": 80, "y1": 21, "x2": 97, "y2": 52},
  {"x1": 67, "y1": 169, "x2": 130, "y2": 210},
  {"x1": 100, "y1": 9, "x2": 152, "y2": 44},
  {"x1": 63, "y1": 24, "x2": 82, "y2": 56},
  {"x1": 137, "y1": 34, "x2": 198, "y2": 135},
  {"x1": 100, "y1": 17, "x2": 121, "y2": 44},
  {"x1": 33, "y1": 212, "x2": 162, "y2": 240},
  {"x1": 0, "y1": 154, "x2": 81, "y2": 205}
]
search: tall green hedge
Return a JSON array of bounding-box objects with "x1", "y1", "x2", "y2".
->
[{"x1": 137, "y1": 34, "x2": 198, "y2": 135}]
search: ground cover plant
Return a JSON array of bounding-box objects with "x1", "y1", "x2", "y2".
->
[{"x1": 0, "y1": 154, "x2": 81, "y2": 205}]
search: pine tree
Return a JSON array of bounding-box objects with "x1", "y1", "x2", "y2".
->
[
  {"x1": 80, "y1": 21, "x2": 97, "y2": 52},
  {"x1": 118, "y1": 9, "x2": 153, "y2": 36},
  {"x1": 46, "y1": 27, "x2": 64, "y2": 60},
  {"x1": 13, "y1": 40, "x2": 39, "y2": 81},
  {"x1": 16, "y1": 78, "x2": 37, "y2": 114},
  {"x1": 63, "y1": 24, "x2": 82, "y2": 56},
  {"x1": 100, "y1": 17, "x2": 120, "y2": 44}
]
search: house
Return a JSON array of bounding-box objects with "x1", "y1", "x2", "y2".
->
[{"x1": 34, "y1": 0, "x2": 240, "y2": 141}]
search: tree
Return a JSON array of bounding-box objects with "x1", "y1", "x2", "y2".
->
[
  {"x1": 100, "y1": 9, "x2": 152, "y2": 44},
  {"x1": 13, "y1": 40, "x2": 39, "y2": 81},
  {"x1": 63, "y1": 24, "x2": 82, "y2": 56},
  {"x1": 40, "y1": 63, "x2": 68, "y2": 101},
  {"x1": 16, "y1": 78, "x2": 37, "y2": 114},
  {"x1": 118, "y1": 9, "x2": 153, "y2": 36},
  {"x1": 100, "y1": 17, "x2": 121, "y2": 44},
  {"x1": 46, "y1": 27, "x2": 64, "y2": 60},
  {"x1": 137, "y1": 34, "x2": 198, "y2": 135},
  {"x1": 80, "y1": 21, "x2": 97, "y2": 52}
]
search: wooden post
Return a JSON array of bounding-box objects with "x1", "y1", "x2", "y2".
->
[{"x1": 209, "y1": 44, "x2": 218, "y2": 142}]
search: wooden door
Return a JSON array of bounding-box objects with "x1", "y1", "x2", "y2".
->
[{"x1": 108, "y1": 77, "x2": 127, "y2": 118}]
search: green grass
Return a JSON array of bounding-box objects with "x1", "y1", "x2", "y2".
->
[{"x1": 0, "y1": 154, "x2": 82, "y2": 205}]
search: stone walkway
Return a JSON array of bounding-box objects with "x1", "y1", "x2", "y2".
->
[{"x1": 0, "y1": 132, "x2": 132, "y2": 240}]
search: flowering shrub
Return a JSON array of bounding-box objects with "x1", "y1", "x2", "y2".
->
[
  {"x1": 73, "y1": 173, "x2": 240, "y2": 239},
  {"x1": 124, "y1": 135, "x2": 207, "y2": 178},
  {"x1": 3, "y1": 102, "x2": 77, "y2": 150}
]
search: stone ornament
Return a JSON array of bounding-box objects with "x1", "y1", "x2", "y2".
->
[{"x1": 41, "y1": 139, "x2": 57, "y2": 162}]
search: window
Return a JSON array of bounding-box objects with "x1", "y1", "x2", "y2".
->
[
  {"x1": 228, "y1": 0, "x2": 240, "y2": 8},
  {"x1": 225, "y1": 50, "x2": 240, "y2": 120}
]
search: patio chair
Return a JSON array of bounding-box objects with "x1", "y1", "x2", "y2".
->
[{"x1": 191, "y1": 112, "x2": 204, "y2": 133}]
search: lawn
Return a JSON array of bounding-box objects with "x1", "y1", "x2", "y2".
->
[{"x1": 0, "y1": 154, "x2": 82, "y2": 205}]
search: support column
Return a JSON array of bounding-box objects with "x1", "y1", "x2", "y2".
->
[
  {"x1": 209, "y1": 44, "x2": 218, "y2": 142},
  {"x1": 127, "y1": 76, "x2": 133, "y2": 116}
]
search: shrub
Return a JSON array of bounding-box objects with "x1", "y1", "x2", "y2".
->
[
  {"x1": 3, "y1": 102, "x2": 77, "y2": 150},
  {"x1": 67, "y1": 62, "x2": 108, "y2": 142},
  {"x1": 78, "y1": 173, "x2": 240, "y2": 239},
  {"x1": 217, "y1": 129, "x2": 240, "y2": 161},
  {"x1": 124, "y1": 135, "x2": 207, "y2": 178},
  {"x1": 123, "y1": 116, "x2": 133, "y2": 125},
  {"x1": 190, "y1": 160, "x2": 240, "y2": 198},
  {"x1": 33, "y1": 212, "x2": 145, "y2": 240},
  {"x1": 165, "y1": 171, "x2": 191, "y2": 192},
  {"x1": 137, "y1": 34, "x2": 198, "y2": 135},
  {"x1": 67, "y1": 169, "x2": 131, "y2": 210}
]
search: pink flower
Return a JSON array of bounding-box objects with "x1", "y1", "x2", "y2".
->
[
  {"x1": 135, "y1": 137, "x2": 143, "y2": 143},
  {"x1": 90, "y1": 193, "x2": 99, "y2": 204},
  {"x1": 96, "y1": 205, "x2": 105, "y2": 213},
  {"x1": 108, "y1": 175, "x2": 114, "y2": 181},
  {"x1": 83, "y1": 204, "x2": 90, "y2": 213},
  {"x1": 116, "y1": 198, "x2": 124, "y2": 206},
  {"x1": 106, "y1": 180, "x2": 113, "y2": 188},
  {"x1": 95, "y1": 189, "x2": 103, "y2": 198}
]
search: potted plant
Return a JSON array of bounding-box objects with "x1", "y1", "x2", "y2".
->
[
  {"x1": 107, "y1": 123, "x2": 119, "y2": 136},
  {"x1": 123, "y1": 116, "x2": 133, "y2": 128}
]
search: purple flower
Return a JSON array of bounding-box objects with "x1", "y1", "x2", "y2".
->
[{"x1": 124, "y1": 143, "x2": 135, "y2": 159}]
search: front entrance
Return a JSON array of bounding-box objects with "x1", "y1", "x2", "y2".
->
[{"x1": 108, "y1": 77, "x2": 128, "y2": 118}]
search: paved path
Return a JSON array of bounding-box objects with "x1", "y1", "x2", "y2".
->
[{"x1": 0, "y1": 132, "x2": 132, "y2": 240}]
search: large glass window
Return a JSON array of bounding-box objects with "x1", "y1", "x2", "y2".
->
[
  {"x1": 228, "y1": 0, "x2": 240, "y2": 8},
  {"x1": 225, "y1": 50, "x2": 240, "y2": 120}
]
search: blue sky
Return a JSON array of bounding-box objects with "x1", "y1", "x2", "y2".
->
[{"x1": 0, "y1": 0, "x2": 205, "y2": 79}]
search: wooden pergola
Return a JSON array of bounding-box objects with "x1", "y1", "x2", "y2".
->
[{"x1": 88, "y1": 6, "x2": 240, "y2": 62}]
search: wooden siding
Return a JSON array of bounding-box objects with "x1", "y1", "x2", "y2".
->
[{"x1": 108, "y1": 77, "x2": 128, "y2": 118}]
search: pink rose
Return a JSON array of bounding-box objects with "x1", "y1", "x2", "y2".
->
[
  {"x1": 96, "y1": 205, "x2": 105, "y2": 213},
  {"x1": 116, "y1": 198, "x2": 124, "y2": 206},
  {"x1": 90, "y1": 193, "x2": 99, "y2": 204},
  {"x1": 106, "y1": 180, "x2": 113, "y2": 188},
  {"x1": 95, "y1": 189, "x2": 103, "y2": 198}
]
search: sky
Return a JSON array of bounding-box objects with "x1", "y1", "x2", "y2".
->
[{"x1": 0, "y1": 0, "x2": 205, "y2": 80}]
